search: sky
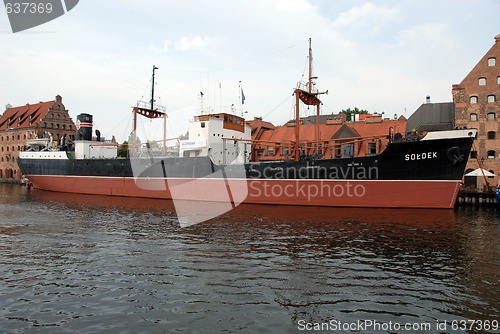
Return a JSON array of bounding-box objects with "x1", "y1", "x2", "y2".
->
[{"x1": 1, "y1": 0, "x2": 499, "y2": 143}]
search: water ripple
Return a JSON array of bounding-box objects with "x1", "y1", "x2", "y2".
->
[{"x1": 0, "y1": 185, "x2": 498, "y2": 333}]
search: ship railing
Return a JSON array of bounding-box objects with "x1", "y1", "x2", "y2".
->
[
  {"x1": 229, "y1": 134, "x2": 391, "y2": 161},
  {"x1": 296, "y1": 81, "x2": 319, "y2": 94},
  {"x1": 135, "y1": 100, "x2": 166, "y2": 113},
  {"x1": 125, "y1": 137, "x2": 180, "y2": 158}
]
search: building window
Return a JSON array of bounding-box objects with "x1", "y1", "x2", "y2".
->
[
  {"x1": 6, "y1": 147, "x2": 9, "y2": 152},
  {"x1": 478, "y1": 77, "x2": 486, "y2": 86},
  {"x1": 470, "y1": 113, "x2": 478, "y2": 121},
  {"x1": 43, "y1": 122, "x2": 46, "y2": 128},
  {"x1": 487, "y1": 95, "x2": 495, "y2": 103},
  {"x1": 368, "y1": 142, "x2": 377, "y2": 155},
  {"x1": 267, "y1": 146, "x2": 274, "y2": 156},
  {"x1": 498, "y1": 76, "x2": 500, "y2": 85},
  {"x1": 488, "y1": 131, "x2": 496, "y2": 139},
  {"x1": 487, "y1": 150, "x2": 496, "y2": 159},
  {"x1": 469, "y1": 96, "x2": 477, "y2": 104},
  {"x1": 344, "y1": 144, "x2": 354, "y2": 158},
  {"x1": 488, "y1": 57, "x2": 496, "y2": 66},
  {"x1": 487, "y1": 112, "x2": 496, "y2": 121}
]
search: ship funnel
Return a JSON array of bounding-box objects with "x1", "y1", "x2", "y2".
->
[{"x1": 76, "y1": 113, "x2": 93, "y2": 141}]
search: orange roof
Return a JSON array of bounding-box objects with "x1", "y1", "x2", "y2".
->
[
  {"x1": 0, "y1": 100, "x2": 55, "y2": 131},
  {"x1": 246, "y1": 118, "x2": 275, "y2": 130},
  {"x1": 253, "y1": 119, "x2": 407, "y2": 143}
]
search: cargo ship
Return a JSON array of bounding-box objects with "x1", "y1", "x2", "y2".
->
[
  {"x1": 17, "y1": 116, "x2": 476, "y2": 209},
  {"x1": 18, "y1": 42, "x2": 476, "y2": 211}
]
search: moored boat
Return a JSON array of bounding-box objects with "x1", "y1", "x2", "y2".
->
[
  {"x1": 17, "y1": 123, "x2": 476, "y2": 209},
  {"x1": 18, "y1": 42, "x2": 477, "y2": 214}
]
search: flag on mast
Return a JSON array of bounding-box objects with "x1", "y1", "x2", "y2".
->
[{"x1": 240, "y1": 81, "x2": 246, "y2": 105}]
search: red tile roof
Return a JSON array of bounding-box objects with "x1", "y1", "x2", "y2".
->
[
  {"x1": 0, "y1": 100, "x2": 55, "y2": 131},
  {"x1": 252, "y1": 119, "x2": 406, "y2": 143}
]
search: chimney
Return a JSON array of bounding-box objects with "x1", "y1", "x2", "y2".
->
[{"x1": 426, "y1": 96, "x2": 431, "y2": 104}]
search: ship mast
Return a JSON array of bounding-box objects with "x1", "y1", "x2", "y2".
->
[
  {"x1": 293, "y1": 38, "x2": 327, "y2": 161},
  {"x1": 132, "y1": 65, "x2": 167, "y2": 157},
  {"x1": 308, "y1": 38, "x2": 313, "y2": 94},
  {"x1": 151, "y1": 65, "x2": 158, "y2": 111}
]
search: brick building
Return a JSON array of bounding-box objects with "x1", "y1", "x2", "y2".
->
[
  {"x1": 0, "y1": 95, "x2": 75, "y2": 181},
  {"x1": 452, "y1": 34, "x2": 500, "y2": 190},
  {"x1": 247, "y1": 114, "x2": 406, "y2": 162}
]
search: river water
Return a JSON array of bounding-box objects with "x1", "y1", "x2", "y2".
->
[{"x1": 0, "y1": 183, "x2": 498, "y2": 333}]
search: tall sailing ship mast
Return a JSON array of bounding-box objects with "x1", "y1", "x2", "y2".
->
[{"x1": 293, "y1": 38, "x2": 328, "y2": 160}]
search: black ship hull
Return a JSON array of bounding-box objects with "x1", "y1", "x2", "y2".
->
[{"x1": 18, "y1": 134, "x2": 474, "y2": 209}]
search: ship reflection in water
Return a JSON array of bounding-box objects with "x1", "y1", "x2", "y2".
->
[{"x1": 0, "y1": 184, "x2": 498, "y2": 333}]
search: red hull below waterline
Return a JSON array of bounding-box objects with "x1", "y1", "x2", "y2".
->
[{"x1": 26, "y1": 175, "x2": 461, "y2": 209}]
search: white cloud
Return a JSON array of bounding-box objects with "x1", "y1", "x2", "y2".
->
[
  {"x1": 147, "y1": 36, "x2": 216, "y2": 53},
  {"x1": 332, "y1": 2, "x2": 398, "y2": 33},
  {"x1": 396, "y1": 23, "x2": 455, "y2": 50},
  {"x1": 147, "y1": 40, "x2": 172, "y2": 53},
  {"x1": 273, "y1": 0, "x2": 315, "y2": 12},
  {"x1": 175, "y1": 35, "x2": 214, "y2": 51}
]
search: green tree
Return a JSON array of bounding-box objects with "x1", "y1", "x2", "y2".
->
[
  {"x1": 118, "y1": 141, "x2": 128, "y2": 157},
  {"x1": 341, "y1": 107, "x2": 369, "y2": 121}
]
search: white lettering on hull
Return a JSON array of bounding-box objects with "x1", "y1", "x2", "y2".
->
[{"x1": 405, "y1": 152, "x2": 437, "y2": 161}]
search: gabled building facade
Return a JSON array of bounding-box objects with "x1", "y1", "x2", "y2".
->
[
  {"x1": 452, "y1": 34, "x2": 500, "y2": 190},
  {"x1": 0, "y1": 95, "x2": 75, "y2": 181},
  {"x1": 247, "y1": 114, "x2": 406, "y2": 162}
]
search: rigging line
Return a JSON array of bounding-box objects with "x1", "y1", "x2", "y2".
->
[
  {"x1": 321, "y1": 104, "x2": 337, "y2": 115},
  {"x1": 136, "y1": 116, "x2": 151, "y2": 143},
  {"x1": 137, "y1": 77, "x2": 154, "y2": 106},
  {"x1": 299, "y1": 54, "x2": 308, "y2": 84},
  {"x1": 208, "y1": 40, "x2": 308, "y2": 73},
  {"x1": 121, "y1": 114, "x2": 132, "y2": 143},
  {"x1": 98, "y1": 112, "x2": 131, "y2": 140},
  {"x1": 154, "y1": 81, "x2": 166, "y2": 112},
  {"x1": 262, "y1": 94, "x2": 294, "y2": 119}
]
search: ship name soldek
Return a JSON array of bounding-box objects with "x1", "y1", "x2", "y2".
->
[{"x1": 405, "y1": 152, "x2": 438, "y2": 161}]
